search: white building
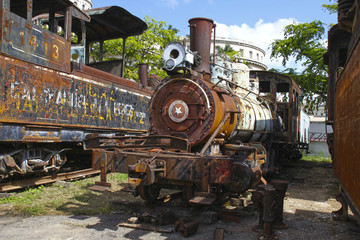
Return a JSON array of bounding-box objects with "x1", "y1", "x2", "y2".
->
[
  {"x1": 70, "y1": 0, "x2": 92, "y2": 10},
  {"x1": 308, "y1": 106, "x2": 331, "y2": 157},
  {"x1": 185, "y1": 37, "x2": 267, "y2": 70},
  {"x1": 212, "y1": 37, "x2": 267, "y2": 70}
]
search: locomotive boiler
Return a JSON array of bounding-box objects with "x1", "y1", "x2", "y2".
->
[{"x1": 88, "y1": 17, "x2": 309, "y2": 204}]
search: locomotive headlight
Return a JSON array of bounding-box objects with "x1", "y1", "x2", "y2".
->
[
  {"x1": 163, "y1": 42, "x2": 194, "y2": 71},
  {"x1": 165, "y1": 58, "x2": 176, "y2": 71}
]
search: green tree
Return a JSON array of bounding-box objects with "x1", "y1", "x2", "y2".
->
[
  {"x1": 269, "y1": 0, "x2": 338, "y2": 111},
  {"x1": 322, "y1": 0, "x2": 338, "y2": 14},
  {"x1": 90, "y1": 16, "x2": 181, "y2": 80},
  {"x1": 270, "y1": 20, "x2": 328, "y2": 110},
  {"x1": 216, "y1": 44, "x2": 242, "y2": 60}
]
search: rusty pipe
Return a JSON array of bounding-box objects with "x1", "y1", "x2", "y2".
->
[
  {"x1": 138, "y1": 63, "x2": 149, "y2": 87},
  {"x1": 258, "y1": 186, "x2": 278, "y2": 240},
  {"x1": 188, "y1": 17, "x2": 214, "y2": 77},
  {"x1": 252, "y1": 184, "x2": 266, "y2": 232},
  {"x1": 271, "y1": 179, "x2": 289, "y2": 229}
]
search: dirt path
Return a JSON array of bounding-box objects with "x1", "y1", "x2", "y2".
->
[{"x1": 0, "y1": 163, "x2": 360, "y2": 240}]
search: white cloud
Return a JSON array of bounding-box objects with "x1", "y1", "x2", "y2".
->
[
  {"x1": 160, "y1": 0, "x2": 192, "y2": 9},
  {"x1": 215, "y1": 18, "x2": 300, "y2": 70},
  {"x1": 161, "y1": 0, "x2": 179, "y2": 9}
]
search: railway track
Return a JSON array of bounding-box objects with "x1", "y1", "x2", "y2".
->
[{"x1": 0, "y1": 168, "x2": 100, "y2": 192}]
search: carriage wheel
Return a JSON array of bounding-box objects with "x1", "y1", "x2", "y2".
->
[{"x1": 138, "y1": 184, "x2": 161, "y2": 203}]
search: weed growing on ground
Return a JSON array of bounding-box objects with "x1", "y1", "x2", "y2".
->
[
  {"x1": 0, "y1": 173, "x2": 129, "y2": 216},
  {"x1": 301, "y1": 153, "x2": 332, "y2": 163}
]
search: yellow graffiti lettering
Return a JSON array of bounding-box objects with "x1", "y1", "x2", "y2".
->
[
  {"x1": 83, "y1": 102, "x2": 89, "y2": 116},
  {"x1": 90, "y1": 104, "x2": 96, "y2": 114},
  {"x1": 98, "y1": 105, "x2": 104, "y2": 120},
  {"x1": 15, "y1": 93, "x2": 20, "y2": 110},
  {"x1": 100, "y1": 91, "x2": 107, "y2": 99},
  {"x1": 23, "y1": 98, "x2": 33, "y2": 111},
  {"x1": 133, "y1": 111, "x2": 137, "y2": 123},
  {"x1": 140, "y1": 117, "x2": 144, "y2": 124},
  {"x1": 35, "y1": 99, "x2": 39, "y2": 112},
  {"x1": 89, "y1": 85, "x2": 97, "y2": 97},
  {"x1": 106, "y1": 108, "x2": 112, "y2": 121},
  {"x1": 114, "y1": 107, "x2": 120, "y2": 117},
  {"x1": 110, "y1": 90, "x2": 115, "y2": 101}
]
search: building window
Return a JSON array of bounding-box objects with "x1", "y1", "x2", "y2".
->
[
  {"x1": 249, "y1": 51, "x2": 253, "y2": 59},
  {"x1": 239, "y1": 49, "x2": 244, "y2": 56},
  {"x1": 257, "y1": 53, "x2": 259, "y2": 61}
]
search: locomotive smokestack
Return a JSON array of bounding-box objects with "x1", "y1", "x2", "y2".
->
[{"x1": 188, "y1": 18, "x2": 214, "y2": 77}]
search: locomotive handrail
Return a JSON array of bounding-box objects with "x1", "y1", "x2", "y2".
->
[
  {"x1": 216, "y1": 76, "x2": 270, "y2": 103},
  {"x1": 200, "y1": 111, "x2": 230, "y2": 154}
]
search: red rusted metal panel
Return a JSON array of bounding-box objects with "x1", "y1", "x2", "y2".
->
[
  {"x1": 334, "y1": 37, "x2": 360, "y2": 212},
  {"x1": 0, "y1": 9, "x2": 71, "y2": 72},
  {"x1": 0, "y1": 53, "x2": 151, "y2": 142}
]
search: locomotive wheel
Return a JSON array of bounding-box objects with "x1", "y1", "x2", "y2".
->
[{"x1": 138, "y1": 184, "x2": 161, "y2": 203}]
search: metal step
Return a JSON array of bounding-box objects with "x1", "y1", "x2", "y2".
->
[{"x1": 188, "y1": 192, "x2": 216, "y2": 205}]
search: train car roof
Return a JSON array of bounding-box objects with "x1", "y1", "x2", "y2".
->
[
  {"x1": 83, "y1": 6, "x2": 148, "y2": 42},
  {"x1": 10, "y1": 0, "x2": 90, "y2": 22},
  {"x1": 250, "y1": 70, "x2": 302, "y2": 94}
]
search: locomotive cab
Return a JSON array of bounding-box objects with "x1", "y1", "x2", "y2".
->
[{"x1": 2, "y1": 0, "x2": 90, "y2": 73}]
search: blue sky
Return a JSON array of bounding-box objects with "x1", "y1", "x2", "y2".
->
[{"x1": 91, "y1": 0, "x2": 337, "y2": 69}]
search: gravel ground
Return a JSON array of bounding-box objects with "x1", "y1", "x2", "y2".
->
[{"x1": 1, "y1": 164, "x2": 360, "y2": 240}]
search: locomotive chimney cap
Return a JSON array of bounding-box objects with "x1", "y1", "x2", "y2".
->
[{"x1": 188, "y1": 17, "x2": 214, "y2": 25}]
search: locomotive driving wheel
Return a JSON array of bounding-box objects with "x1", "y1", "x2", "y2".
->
[{"x1": 138, "y1": 184, "x2": 161, "y2": 203}]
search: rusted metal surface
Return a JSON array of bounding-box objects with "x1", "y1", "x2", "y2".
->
[
  {"x1": 326, "y1": 2, "x2": 360, "y2": 222},
  {"x1": 138, "y1": 63, "x2": 149, "y2": 87},
  {"x1": 333, "y1": 32, "x2": 360, "y2": 216},
  {"x1": 0, "y1": 54, "x2": 150, "y2": 142},
  {"x1": 149, "y1": 76, "x2": 238, "y2": 146},
  {"x1": 174, "y1": 219, "x2": 199, "y2": 237},
  {"x1": 252, "y1": 184, "x2": 266, "y2": 232},
  {"x1": 118, "y1": 222, "x2": 173, "y2": 233},
  {"x1": 258, "y1": 186, "x2": 277, "y2": 240},
  {"x1": 0, "y1": 0, "x2": 152, "y2": 184},
  {"x1": 85, "y1": 16, "x2": 308, "y2": 207},
  {"x1": 271, "y1": 179, "x2": 289, "y2": 229},
  {"x1": 214, "y1": 228, "x2": 224, "y2": 240},
  {"x1": 2, "y1": 0, "x2": 90, "y2": 73},
  {"x1": 188, "y1": 17, "x2": 214, "y2": 76},
  {"x1": 0, "y1": 168, "x2": 100, "y2": 192},
  {"x1": 88, "y1": 134, "x2": 264, "y2": 203}
]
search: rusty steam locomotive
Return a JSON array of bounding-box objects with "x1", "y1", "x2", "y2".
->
[
  {"x1": 0, "y1": 0, "x2": 152, "y2": 183},
  {"x1": 88, "y1": 18, "x2": 309, "y2": 203}
]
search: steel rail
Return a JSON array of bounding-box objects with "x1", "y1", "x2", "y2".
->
[{"x1": 0, "y1": 168, "x2": 100, "y2": 192}]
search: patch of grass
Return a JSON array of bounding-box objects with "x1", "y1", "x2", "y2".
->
[
  {"x1": 301, "y1": 153, "x2": 332, "y2": 163},
  {"x1": 107, "y1": 173, "x2": 128, "y2": 182},
  {"x1": 0, "y1": 173, "x2": 132, "y2": 216}
]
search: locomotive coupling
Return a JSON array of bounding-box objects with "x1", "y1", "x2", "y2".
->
[{"x1": 128, "y1": 157, "x2": 166, "y2": 186}]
